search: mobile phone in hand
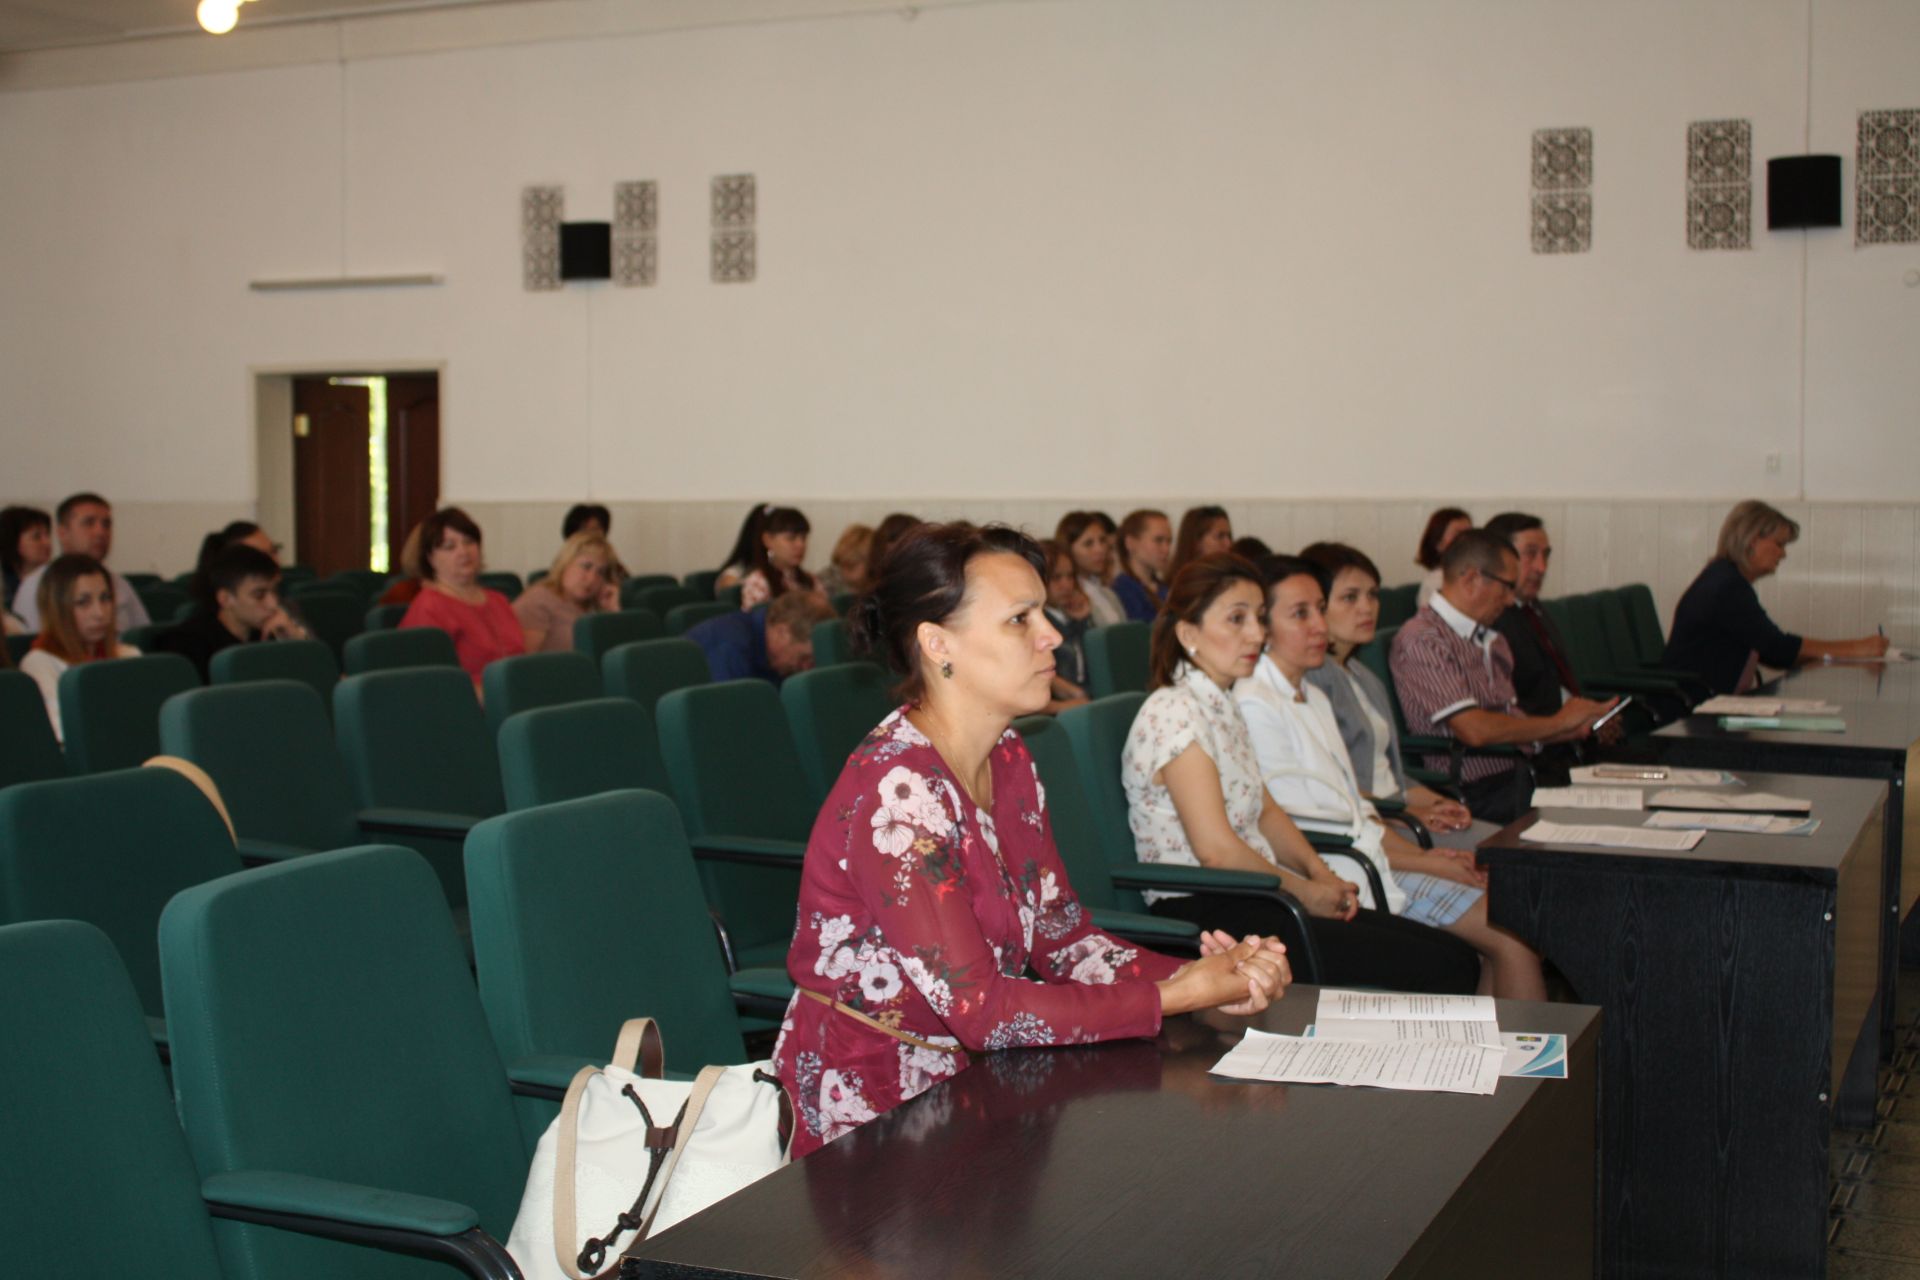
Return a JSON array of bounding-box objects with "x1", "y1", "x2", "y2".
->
[{"x1": 1589, "y1": 696, "x2": 1633, "y2": 732}]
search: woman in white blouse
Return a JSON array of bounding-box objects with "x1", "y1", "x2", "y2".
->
[
  {"x1": 1054, "y1": 511, "x2": 1128, "y2": 627},
  {"x1": 1121, "y1": 553, "x2": 1481, "y2": 994},
  {"x1": 1237, "y1": 555, "x2": 1545, "y2": 1000},
  {"x1": 17, "y1": 554, "x2": 140, "y2": 743}
]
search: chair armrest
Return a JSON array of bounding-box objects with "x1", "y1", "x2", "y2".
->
[
  {"x1": 1302, "y1": 836, "x2": 1390, "y2": 910},
  {"x1": 356, "y1": 808, "x2": 480, "y2": 841},
  {"x1": 1378, "y1": 809, "x2": 1433, "y2": 848},
  {"x1": 236, "y1": 837, "x2": 318, "y2": 865},
  {"x1": 689, "y1": 835, "x2": 806, "y2": 868},
  {"x1": 730, "y1": 966, "x2": 796, "y2": 1017},
  {"x1": 1088, "y1": 906, "x2": 1202, "y2": 949},
  {"x1": 507, "y1": 1054, "x2": 595, "y2": 1098},
  {"x1": 1107, "y1": 864, "x2": 1325, "y2": 983}
]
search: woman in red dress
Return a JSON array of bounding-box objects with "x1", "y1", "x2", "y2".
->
[
  {"x1": 399, "y1": 506, "x2": 525, "y2": 688},
  {"x1": 772, "y1": 523, "x2": 1290, "y2": 1157}
]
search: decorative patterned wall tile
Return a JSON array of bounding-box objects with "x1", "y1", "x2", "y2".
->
[
  {"x1": 1532, "y1": 128, "x2": 1591, "y2": 254},
  {"x1": 612, "y1": 180, "x2": 658, "y2": 287},
  {"x1": 1688, "y1": 186, "x2": 1751, "y2": 250},
  {"x1": 1686, "y1": 119, "x2": 1751, "y2": 251},
  {"x1": 1532, "y1": 128, "x2": 1592, "y2": 191},
  {"x1": 1532, "y1": 192, "x2": 1592, "y2": 254},
  {"x1": 711, "y1": 174, "x2": 756, "y2": 227},
  {"x1": 1859, "y1": 110, "x2": 1919, "y2": 177},
  {"x1": 711, "y1": 231, "x2": 756, "y2": 283},
  {"x1": 711, "y1": 173, "x2": 757, "y2": 283},
  {"x1": 521, "y1": 184, "x2": 563, "y2": 291},
  {"x1": 1858, "y1": 177, "x2": 1919, "y2": 246},
  {"x1": 1857, "y1": 111, "x2": 1919, "y2": 246},
  {"x1": 1688, "y1": 119, "x2": 1752, "y2": 185}
]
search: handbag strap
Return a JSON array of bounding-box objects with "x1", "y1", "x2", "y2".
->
[
  {"x1": 800, "y1": 988, "x2": 959, "y2": 1054},
  {"x1": 635, "y1": 1064, "x2": 727, "y2": 1241},
  {"x1": 552, "y1": 1019, "x2": 669, "y2": 1280},
  {"x1": 611, "y1": 1017, "x2": 665, "y2": 1078}
]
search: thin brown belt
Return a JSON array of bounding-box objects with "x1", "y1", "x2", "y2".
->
[{"x1": 799, "y1": 987, "x2": 961, "y2": 1054}]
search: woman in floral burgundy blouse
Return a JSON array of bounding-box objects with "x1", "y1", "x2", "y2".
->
[{"x1": 772, "y1": 522, "x2": 1290, "y2": 1156}]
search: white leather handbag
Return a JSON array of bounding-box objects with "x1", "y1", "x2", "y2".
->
[{"x1": 508, "y1": 1017, "x2": 793, "y2": 1280}]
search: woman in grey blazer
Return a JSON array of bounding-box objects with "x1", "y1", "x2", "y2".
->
[{"x1": 1300, "y1": 542, "x2": 1499, "y2": 853}]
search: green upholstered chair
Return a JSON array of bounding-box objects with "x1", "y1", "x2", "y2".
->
[
  {"x1": 466, "y1": 790, "x2": 759, "y2": 1103},
  {"x1": 332, "y1": 669, "x2": 505, "y2": 911},
  {"x1": 1012, "y1": 714, "x2": 1198, "y2": 952},
  {"x1": 57, "y1": 651, "x2": 199, "y2": 773},
  {"x1": 479, "y1": 650, "x2": 601, "y2": 737},
  {"x1": 1602, "y1": 585, "x2": 1710, "y2": 699},
  {"x1": 137, "y1": 582, "x2": 193, "y2": 622},
  {"x1": 809, "y1": 617, "x2": 877, "y2": 669},
  {"x1": 830, "y1": 591, "x2": 859, "y2": 616},
  {"x1": 278, "y1": 564, "x2": 317, "y2": 588},
  {"x1": 341, "y1": 626, "x2": 460, "y2": 675},
  {"x1": 781, "y1": 661, "x2": 896, "y2": 803},
  {"x1": 321, "y1": 569, "x2": 395, "y2": 605},
  {"x1": 477, "y1": 572, "x2": 522, "y2": 601},
  {"x1": 715, "y1": 584, "x2": 745, "y2": 610},
  {"x1": 633, "y1": 583, "x2": 699, "y2": 616},
  {"x1": 208, "y1": 638, "x2": 339, "y2": 711},
  {"x1": 572, "y1": 608, "x2": 664, "y2": 664},
  {"x1": 364, "y1": 602, "x2": 410, "y2": 631},
  {"x1": 1620, "y1": 583, "x2": 1672, "y2": 669},
  {"x1": 666, "y1": 600, "x2": 731, "y2": 636},
  {"x1": 618, "y1": 574, "x2": 680, "y2": 607},
  {"x1": 655, "y1": 679, "x2": 811, "y2": 971},
  {"x1": 601, "y1": 637, "x2": 709, "y2": 712},
  {"x1": 496, "y1": 697, "x2": 673, "y2": 810},
  {"x1": 5, "y1": 631, "x2": 35, "y2": 664},
  {"x1": 123, "y1": 571, "x2": 165, "y2": 589},
  {"x1": 288, "y1": 589, "x2": 365, "y2": 660},
  {"x1": 122, "y1": 621, "x2": 178, "y2": 653},
  {"x1": 680, "y1": 569, "x2": 721, "y2": 600},
  {"x1": 1056, "y1": 694, "x2": 1333, "y2": 983},
  {"x1": 0, "y1": 766, "x2": 240, "y2": 1042},
  {"x1": 1376, "y1": 583, "x2": 1421, "y2": 629},
  {"x1": 0, "y1": 669, "x2": 66, "y2": 787},
  {"x1": 0, "y1": 920, "x2": 225, "y2": 1277},
  {"x1": 1084, "y1": 621, "x2": 1151, "y2": 698},
  {"x1": 160, "y1": 845, "x2": 528, "y2": 1280}
]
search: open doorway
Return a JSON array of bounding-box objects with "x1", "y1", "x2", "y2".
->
[{"x1": 255, "y1": 370, "x2": 440, "y2": 577}]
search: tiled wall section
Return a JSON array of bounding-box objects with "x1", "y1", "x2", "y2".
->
[{"x1": 460, "y1": 498, "x2": 1920, "y2": 649}]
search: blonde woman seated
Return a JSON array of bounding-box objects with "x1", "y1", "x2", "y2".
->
[
  {"x1": 514, "y1": 531, "x2": 622, "y2": 652},
  {"x1": 819, "y1": 523, "x2": 874, "y2": 598},
  {"x1": 1122, "y1": 554, "x2": 1480, "y2": 994},
  {"x1": 1237, "y1": 555, "x2": 1545, "y2": 1000},
  {"x1": 18, "y1": 554, "x2": 140, "y2": 743}
]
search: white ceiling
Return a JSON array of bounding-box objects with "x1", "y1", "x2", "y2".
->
[{"x1": 0, "y1": 0, "x2": 511, "y2": 52}]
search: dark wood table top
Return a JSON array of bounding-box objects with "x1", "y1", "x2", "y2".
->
[
  {"x1": 1479, "y1": 771, "x2": 1888, "y2": 880},
  {"x1": 623, "y1": 986, "x2": 1598, "y2": 1280},
  {"x1": 1655, "y1": 660, "x2": 1920, "y2": 763}
]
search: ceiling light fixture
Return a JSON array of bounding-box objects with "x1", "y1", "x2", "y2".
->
[{"x1": 197, "y1": 0, "x2": 258, "y2": 35}]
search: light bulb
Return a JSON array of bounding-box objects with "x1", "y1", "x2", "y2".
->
[{"x1": 197, "y1": 0, "x2": 239, "y2": 34}]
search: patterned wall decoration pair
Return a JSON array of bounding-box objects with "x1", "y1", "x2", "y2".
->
[
  {"x1": 519, "y1": 176, "x2": 758, "y2": 290},
  {"x1": 1532, "y1": 109, "x2": 1917, "y2": 253}
]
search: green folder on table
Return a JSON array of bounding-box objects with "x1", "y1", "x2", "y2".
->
[{"x1": 1719, "y1": 715, "x2": 1848, "y2": 733}]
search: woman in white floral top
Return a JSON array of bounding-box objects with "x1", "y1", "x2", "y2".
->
[
  {"x1": 1122, "y1": 554, "x2": 1481, "y2": 994},
  {"x1": 737, "y1": 506, "x2": 829, "y2": 610},
  {"x1": 772, "y1": 523, "x2": 1289, "y2": 1156}
]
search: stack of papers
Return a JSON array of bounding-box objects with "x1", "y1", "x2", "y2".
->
[
  {"x1": 1719, "y1": 714, "x2": 1848, "y2": 733},
  {"x1": 1696, "y1": 696, "x2": 1841, "y2": 716},
  {"x1": 1645, "y1": 811, "x2": 1821, "y2": 836},
  {"x1": 1571, "y1": 765, "x2": 1739, "y2": 787},
  {"x1": 1530, "y1": 785, "x2": 1645, "y2": 810},
  {"x1": 1520, "y1": 819, "x2": 1704, "y2": 851},
  {"x1": 1648, "y1": 789, "x2": 1811, "y2": 814}
]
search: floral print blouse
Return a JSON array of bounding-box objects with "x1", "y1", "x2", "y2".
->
[
  {"x1": 1122, "y1": 663, "x2": 1280, "y2": 902},
  {"x1": 738, "y1": 566, "x2": 823, "y2": 610},
  {"x1": 772, "y1": 709, "x2": 1181, "y2": 1157}
]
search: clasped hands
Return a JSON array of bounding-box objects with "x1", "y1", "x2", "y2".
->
[{"x1": 1161, "y1": 929, "x2": 1291, "y2": 1016}]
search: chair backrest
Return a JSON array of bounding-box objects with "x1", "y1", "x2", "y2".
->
[
  {"x1": 1013, "y1": 714, "x2": 1125, "y2": 913},
  {"x1": 466, "y1": 791, "x2": 745, "y2": 1072},
  {"x1": 1084, "y1": 622, "x2": 1151, "y2": 699},
  {"x1": 160, "y1": 846, "x2": 528, "y2": 1280},
  {"x1": 479, "y1": 650, "x2": 601, "y2": 737},
  {"x1": 0, "y1": 767, "x2": 240, "y2": 1020},
  {"x1": 1377, "y1": 584, "x2": 1421, "y2": 630},
  {"x1": 715, "y1": 583, "x2": 745, "y2": 609},
  {"x1": 0, "y1": 669, "x2": 66, "y2": 787},
  {"x1": 1620, "y1": 583, "x2": 1667, "y2": 667},
  {"x1": 572, "y1": 608, "x2": 665, "y2": 663},
  {"x1": 497, "y1": 697, "x2": 672, "y2": 810},
  {"x1": 332, "y1": 667, "x2": 505, "y2": 818},
  {"x1": 601, "y1": 637, "x2": 710, "y2": 712},
  {"x1": 830, "y1": 591, "x2": 859, "y2": 616},
  {"x1": 288, "y1": 588, "x2": 365, "y2": 659},
  {"x1": 159, "y1": 680, "x2": 360, "y2": 853},
  {"x1": 321, "y1": 568, "x2": 393, "y2": 605},
  {"x1": 634, "y1": 583, "x2": 699, "y2": 615},
  {"x1": 680, "y1": 569, "x2": 720, "y2": 600},
  {"x1": 5, "y1": 631, "x2": 34, "y2": 664},
  {"x1": 1357, "y1": 626, "x2": 1418, "y2": 740},
  {"x1": 619, "y1": 574, "x2": 679, "y2": 604},
  {"x1": 0, "y1": 921, "x2": 225, "y2": 1277},
  {"x1": 782, "y1": 662, "x2": 896, "y2": 802},
  {"x1": 57, "y1": 652, "x2": 200, "y2": 774},
  {"x1": 137, "y1": 583, "x2": 192, "y2": 621},
  {"x1": 207, "y1": 637, "x2": 339, "y2": 710},
  {"x1": 1590, "y1": 589, "x2": 1643, "y2": 673},
  {"x1": 810, "y1": 616, "x2": 876, "y2": 669},
  {"x1": 1057, "y1": 693, "x2": 1148, "y2": 874},
  {"x1": 478, "y1": 571, "x2": 523, "y2": 601},
  {"x1": 123, "y1": 571, "x2": 164, "y2": 589},
  {"x1": 1547, "y1": 594, "x2": 1608, "y2": 683},
  {"x1": 363, "y1": 602, "x2": 410, "y2": 631},
  {"x1": 657, "y1": 679, "x2": 816, "y2": 842},
  {"x1": 341, "y1": 625, "x2": 460, "y2": 675},
  {"x1": 667, "y1": 600, "x2": 732, "y2": 635},
  {"x1": 120, "y1": 622, "x2": 176, "y2": 653}
]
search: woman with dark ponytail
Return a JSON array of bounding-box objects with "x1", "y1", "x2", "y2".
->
[
  {"x1": 774, "y1": 522, "x2": 1289, "y2": 1157},
  {"x1": 737, "y1": 507, "x2": 825, "y2": 610}
]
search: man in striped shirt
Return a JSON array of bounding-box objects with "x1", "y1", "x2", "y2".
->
[{"x1": 1388, "y1": 529, "x2": 1615, "y2": 822}]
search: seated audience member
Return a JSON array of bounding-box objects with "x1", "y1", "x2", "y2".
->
[
  {"x1": 18, "y1": 555, "x2": 140, "y2": 742},
  {"x1": 513, "y1": 531, "x2": 621, "y2": 652},
  {"x1": 1413, "y1": 507, "x2": 1472, "y2": 608},
  {"x1": 562, "y1": 503, "x2": 611, "y2": 540},
  {"x1": 1168, "y1": 505, "x2": 1234, "y2": 580},
  {"x1": 1122, "y1": 553, "x2": 1479, "y2": 994},
  {"x1": 1229, "y1": 535, "x2": 1273, "y2": 563},
  {"x1": 739, "y1": 507, "x2": 827, "y2": 609},
  {"x1": 1666, "y1": 500, "x2": 1887, "y2": 694},
  {"x1": 715, "y1": 503, "x2": 773, "y2": 591},
  {"x1": 400, "y1": 507, "x2": 525, "y2": 686},
  {"x1": 685, "y1": 591, "x2": 835, "y2": 684},
  {"x1": 1482, "y1": 511, "x2": 1627, "y2": 744},
  {"x1": 773, "y1": 523, "x2": 1285, "y2": 1156},
  {"x1": 1298, "y1": 541, "x2": 1495, "y2": 850},
  {"x1": 185, "y1": 520, "x2": 280, "y2": 601},
  {"x1": 156, "y1": 545, "x2": 307, "y2": 680},
  {"x1": 1389, "y1": 530, "x2": 1614, "y2": 822},
  {"x1": 1, "y1": 505, "x2": 52, "y2": 619},
  {"x1": 12, "y1": 493, "x2": 151, "y2": 633},
  {"x1": 1055, "y1": 511, "x2": 1126, "y2": 626},
  {"x1": 1038, "y1": 538, "x2": 1092, "y2": 711},
  {"x1": 377, "y1": 522, "x2": 426, "y2": 606},
  {"x1": 819, "y1": 523, "x2": 875, "y2": 598},
  {"x1": 1237, "y1": 556, "x2": 1545, "y2": 998},
  {"x1": 865, "y1": 512, "x2": 922, "y2": 587},
  {"x1": 1112, "y1": 508, "x2": 1172, "y2": 621}
]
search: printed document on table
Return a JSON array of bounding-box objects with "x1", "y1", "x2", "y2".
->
[
  {"x1": 1529, "y1": 785, "x2": 1645, "y2": 810},
  {"x1": 1572, "y1": 765, "x2": 1739, "y2": 787},
  {"x1": 1311, "y1": 1018, "x2": 1499, "y2": 1045},
  {"x1": 1304, "y1": 1025, "x2": 1568, "y2": 1079},
  {"x1": 1696, "y1": 696, "x2": 1785, "y2": 715},
  {"x1": 1317, "y1": 989, "x2": 1498, "y2": 1022},
  {"x1": 1521, "y1": 819, "x2": 1704, "y2": 851},
  {"x1": 1645, "y1": 811, "x2": 1821, "y2": 837},
  {"x1": 1210, "y1": 1029, "x2": 1504, "y2": 1095},
  {"x1": 1648, "y1": 789, "x2": 1812, "y2": 814}
]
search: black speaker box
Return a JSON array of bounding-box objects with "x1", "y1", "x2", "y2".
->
[
  {"x1": 559, "y1": 222, "x2": 612, "y2": 279},
  {"x1": 1767, "y1": 156, "x2": 1842, "y2": 230}
]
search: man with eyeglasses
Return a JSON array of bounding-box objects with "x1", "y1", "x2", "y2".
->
[{"x1": 1389, "y1": 527, "x2": 1616, "y2": 822}]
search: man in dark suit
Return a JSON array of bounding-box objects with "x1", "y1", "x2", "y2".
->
[{"x1": 1483, "y1": 512, "x2": 1622, "y2": 750}]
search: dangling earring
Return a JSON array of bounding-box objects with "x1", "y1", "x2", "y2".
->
[{"x1": 940, "y1": 660, "x2": 954, "y2": 679}]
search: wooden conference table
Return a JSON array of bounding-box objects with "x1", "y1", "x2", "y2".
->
[
  {"x1": 1481, "y1": 771, "x2": 1886, "y2": 1278},
  {"x1": 621, "y1": 986, "x2": 1600, "y2": 1279}
]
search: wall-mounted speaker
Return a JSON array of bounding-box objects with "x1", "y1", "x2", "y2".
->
[
  {"x1": 1767, "y1": 156, "x2": 1842, "y2": 230},
  {"x1": 559, "y1": 222, "x2": 612, "y2": 279}
]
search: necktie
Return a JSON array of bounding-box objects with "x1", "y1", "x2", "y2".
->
[{"x1": 1521, "y1": 603, "x2": 1581, "y2": 696}]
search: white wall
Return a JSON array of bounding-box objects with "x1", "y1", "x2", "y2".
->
[{"x1": 1, "y1": 0, "x2": 1915, "y2": 630}]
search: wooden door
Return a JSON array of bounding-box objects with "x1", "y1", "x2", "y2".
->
[
  {"x1": 292, "y1": 378, "x2": 371, "y2": 576},
  {"x1": 386, "y1": 373, "x2": 440, "y2": 570}
]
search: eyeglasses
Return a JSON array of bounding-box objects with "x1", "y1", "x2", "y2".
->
[{"x1": 1481, "y1": 570, "x2": 1518, "y2": 593}]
